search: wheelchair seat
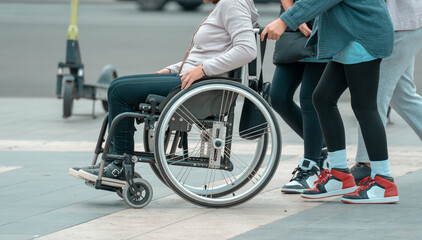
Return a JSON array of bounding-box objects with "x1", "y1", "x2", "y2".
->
[{"x1": 138, "y1": 75, "x2": 242, "y2": 114}]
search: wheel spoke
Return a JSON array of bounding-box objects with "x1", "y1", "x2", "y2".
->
[{"x1": 154, "y1": 82, "x2": 281, "y2": 207}]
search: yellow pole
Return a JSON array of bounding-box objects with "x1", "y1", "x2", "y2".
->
[{"x1": 67, "y1": 0, "x2": 79, "y2": 40}]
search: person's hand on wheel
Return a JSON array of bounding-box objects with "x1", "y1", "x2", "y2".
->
[
  {"x1": 155, "y1": 68, "x2": 171, "y2": 74},
  {"x1": 261, "y1": 18, "x2": 288, "y2": 41},
  {"x1": 181, "y1": 65, "x2": 206, "y2": 89},
  {"x1": 298, "y1": 23, "x2": 312, "y2": 37}
]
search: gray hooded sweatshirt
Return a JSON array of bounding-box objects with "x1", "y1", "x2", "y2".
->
[
  {"x1": 386, "y1": 0, "x2": 422, "y2": 31},
  {"x1": 166, "y1": 0, "x2": 258, "y2": 76}
]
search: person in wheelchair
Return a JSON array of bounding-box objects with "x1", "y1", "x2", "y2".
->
[{"x1": 69, "y1": 0, "x2": 258, "y2": 186}]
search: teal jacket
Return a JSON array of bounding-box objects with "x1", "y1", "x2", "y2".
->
[{"x1": 280, "y1": 0, "x2": 394, "y2": 59}]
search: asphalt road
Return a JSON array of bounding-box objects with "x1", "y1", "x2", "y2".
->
[{"x1": 0, "y1": 0, "x2": 421, "y2": 98}]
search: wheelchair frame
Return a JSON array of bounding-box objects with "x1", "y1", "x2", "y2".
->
[{"x1": 85, "y1": 29, "x2": 282, "y2": 208}]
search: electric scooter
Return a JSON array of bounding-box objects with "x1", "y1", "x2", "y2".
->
[{"x1": 56, "y1": 0, "x2": 117, "y2": 118}]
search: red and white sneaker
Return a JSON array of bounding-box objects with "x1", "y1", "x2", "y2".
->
[
  {"x1": 341, "y1": 175, "x2": 399, "y2": 204},
  {"x1": 301, "y1": 168, "x2": 357, "y2": 199}
]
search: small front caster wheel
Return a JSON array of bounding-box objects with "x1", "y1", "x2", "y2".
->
[
  {"x1": 122, "y1": 178, "x2": 153, "y2": 208},
  {"x1": 116, "y1": 171, "x2": 142, "y2": 199}
]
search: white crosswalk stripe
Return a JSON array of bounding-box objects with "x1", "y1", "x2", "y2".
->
[{"x1": 0, "y1": 166, "x2": 21, "y2": 173}]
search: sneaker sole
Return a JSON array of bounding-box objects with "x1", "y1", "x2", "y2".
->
[
  {"x1": 301, "y1": 186, "x2": 357, "y2": 199},
  {"x1": 341, "y1": 196, "x2": 399, "y2": 204},
  {"x1": 281, "y1": 188, "x2": 304, "y2": 194},
  {"x1": 69, "y1": 168, "x2": 83, "y2": 180},
  {"x1": 79, "y1": 170, "x2": 126, "y2": 188}
]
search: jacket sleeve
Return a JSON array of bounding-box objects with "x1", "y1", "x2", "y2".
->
[
  {"x1": 165, "y1": 61, "x2": 183, "y2": 74},
  {"x1": 281, "y1": 0, "x2": 343, "y2": 30},
  {"x1": 202, "y1": 2, "x2": 257, "y2": 76}
]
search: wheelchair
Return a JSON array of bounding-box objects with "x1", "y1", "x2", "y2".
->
[{"x1": 85, "y1": 29, "x2": 282, "y2": 208}]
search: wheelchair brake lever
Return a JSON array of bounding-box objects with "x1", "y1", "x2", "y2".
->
[
  {"x1": 149, "y1": 99, "x2": 156, "y2": 115},
  {"x1": 262, "y1": 82, "x2": 271, "y2": 104},
  {"x1": 147, "y1": 99, "x2": 156, "y2": 130}
]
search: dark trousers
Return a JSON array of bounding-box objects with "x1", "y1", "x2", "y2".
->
[
  {"x1": 107, "y1": 73, "x2": 181, "y2": 155},
  {"x1": 270, "y1": 62, "x2": 327, "y2": 161},
  {"x1": 312, "y1": 59, "x2": 388, "y2": 161}
]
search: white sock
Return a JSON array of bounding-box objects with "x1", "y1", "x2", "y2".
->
[
  {"x1": 299, "y1": 158, "x2": 317, "y2": 171},
  {"x1": 370, "y1": 159, "x2": 391, "y2": 178},
  {"x1": 328, "y1": 149, "x2": 348, "y2": 170}
]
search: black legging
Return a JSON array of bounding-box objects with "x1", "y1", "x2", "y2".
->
[
  {"x1": 270, "y1": 62, "x2": 326, "y2": 161},
  {"x1": 312, "y1": 59, "x2": 388, "y2": 161}
]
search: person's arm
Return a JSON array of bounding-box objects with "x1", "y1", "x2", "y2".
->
[
  {"x1": 201, "y1": 4, "x2": 256, "y2": 76},
  {"x1": 281, "y1": 0, "x2": 294, "y2": 9},
  {"x1": 281, "y1": 0, "x2": 343, "y2": 30},
  {"x1": 281, "y1": 0, "x2": 312, "y2": 37},
  {"x1": 161, "y1": 61, "x2": 182, "y2": 74},
  {"x1": 182, "y1": 2, "x2": 257, "y2": 89},
  {"x1": 155, "y1": 68, "x2": 171, "y2": 74},
  {"x1": 262, "y1": 0, "x2": 343, "y2": 40}
]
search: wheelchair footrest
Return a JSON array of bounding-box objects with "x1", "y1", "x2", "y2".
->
[{"x1": 85, "y1": 180, "x2": 122, "y2": 191}]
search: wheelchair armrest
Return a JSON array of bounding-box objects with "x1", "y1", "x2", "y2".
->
[
  {"x1": 146, "y1": 94, "x2": 166, "y2": 106},
  {"x1": 138, "y1": 94, "x2": 166, "y2": 113}
]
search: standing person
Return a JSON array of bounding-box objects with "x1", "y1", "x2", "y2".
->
[
  {"x1": 352, "y1": 1, "x2": 422, "y2": 184},
  {"x1": 262, "y1": 0, "x2": 399, "y2": 204},
  {"x1": 69, "y1": 0, "x2": 259, "y2": 186},
  {"x1": 271, "y1": 0, "x2": 327, "y2": 194}
]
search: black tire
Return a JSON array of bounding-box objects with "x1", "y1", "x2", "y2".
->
[
  {"x1": 123, "y1": 178, "x2": 153, "y2": 208},
  {"x1": 137, "y1": 0, "x2": 166, "y2": 11},
  {"x1": 178, "y1": 1, "x2": 202, "y2": 11},
  {"x1": 63, "y1": 81, "x2": 75, "y2": 118},
  {"x1": 116, "y1": 171, "x2": 142, "y2": 198},
  {"x1": 154, "y1": 80, "x2": 282, "y2": 208}
]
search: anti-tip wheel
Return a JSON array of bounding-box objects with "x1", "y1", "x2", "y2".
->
[{"x1": 122, "y1": 178, "x2": 153, "y2": 208}]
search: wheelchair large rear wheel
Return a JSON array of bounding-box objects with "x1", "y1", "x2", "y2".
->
[{"x1": 154, "y1": 80, "x2": 281, "y2": 207}]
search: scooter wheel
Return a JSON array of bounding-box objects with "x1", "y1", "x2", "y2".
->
[{"x1": 63, "y1": 81, "x2": 74, "y2": 118}]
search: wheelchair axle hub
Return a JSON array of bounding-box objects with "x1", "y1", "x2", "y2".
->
[
  {"x1": 209, "y1": 122, "x2": 225, "y2": 169},
  {"x1": 213, "y1": 139, "x2": 224, "y2": 149}
]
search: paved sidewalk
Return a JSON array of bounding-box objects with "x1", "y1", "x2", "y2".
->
[
  {"x1": 0, "y1": 97, "x2": 421, "y2": 240},
  {"x1": 234, "y1": 169, "x2": 422, "y2": 240}
]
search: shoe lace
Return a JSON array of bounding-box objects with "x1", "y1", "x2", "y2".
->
[
  {"x1": 290, "y1": 167, "x2": 311, "y2": 181},
  {"x1": 314, "y1": 169, "x2": 331, "y2": 186},
  {"x1": 356, "y1": 176, "x2": 374, "y2": 192}
]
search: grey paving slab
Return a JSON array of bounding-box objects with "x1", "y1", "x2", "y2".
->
[
  {"x1": 232, "y1": 169, "x2": 422, "y2": 240},
  {"x1": 0, "y1": 151, "x2": 173, "y2": 239},
  {"x1": 0, "y1": 234, "x2": 37, "y2": 240}
]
